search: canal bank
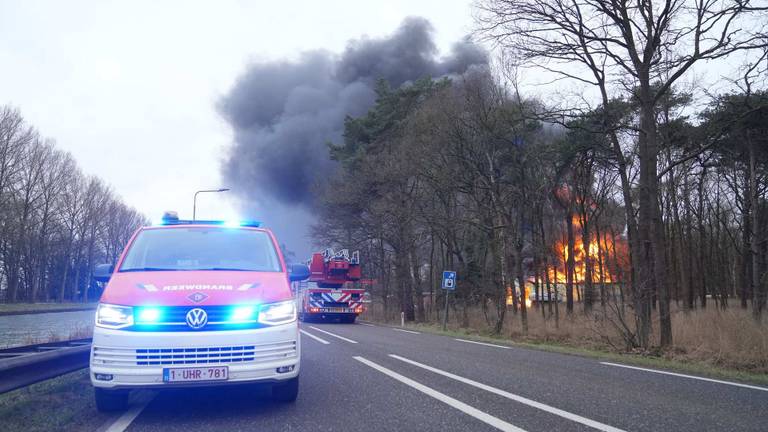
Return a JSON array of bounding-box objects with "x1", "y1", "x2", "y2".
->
[
  {"x1": 0, "y1": 303, "x2": 96, "y2": 316},
  {"x1": 0, "y1": 309, "x2": 94, "y2": 348}
]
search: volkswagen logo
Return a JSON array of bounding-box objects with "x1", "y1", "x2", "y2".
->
[{"x1": 185, "y1": 308, "x2": 208, "y2": 329}]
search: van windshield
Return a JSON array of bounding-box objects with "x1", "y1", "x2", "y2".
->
[{"x1": 119, "y1": 228, "x2": 281, "y2": 272}]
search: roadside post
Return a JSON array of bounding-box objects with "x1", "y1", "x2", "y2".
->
[{"x1": 441, "y1": 271, "x2": 456, "y2": 331}]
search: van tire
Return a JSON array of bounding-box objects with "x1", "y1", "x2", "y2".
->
[
  {"x1": 272, "y1": 376, "x2": 299, "y2": 403},
  {"x1": 95, "y1": 388, "x2": 129, "y2": 412}
]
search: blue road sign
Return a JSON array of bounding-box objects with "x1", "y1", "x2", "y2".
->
[{"x1": 442, "y1": 271, "x2": 456, "y2": 290}]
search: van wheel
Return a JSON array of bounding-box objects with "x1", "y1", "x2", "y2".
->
[
  {"x1": 272, "y1": 376, "x2": 299, "y2": 403},
  {"x1": 95, "y1": 388, "x2": 129, "y2": 412}
]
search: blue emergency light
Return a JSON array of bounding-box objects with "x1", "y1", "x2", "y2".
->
[
  {"x1": 135, "y1": 307, "x2": 162, "y2": 324},
  {"x1": 158, "y1": 211, "x2": 261, "y2": 227},
  {"x1": 230, "y1": 305, "x2": 256, "y2": 322}
]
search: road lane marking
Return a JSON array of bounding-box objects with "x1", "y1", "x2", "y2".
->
[
  {"x1": 359, "y1": 323, "x2": 376, "y2": 327},
  {"x1": 393, "y1": 328, "x2": 421, "y2": 334},
  {"x1": 600, "y1": 362, "x2": 768, "y2": 392},
  {"x1": 300, "y1": 329, "x2": 330, "y2": 345},
  {"x1": 391, "y1": 354, "x2": 626, "y2": 432},
  {"x1": 103, "y1": 391, "x2": 155, "y2": 432},
  {"x1": 308, "y1": 326, "x2": 358, "y2": 344},
  {"x1": 354, "y1": 356, "x2": 526, "y2": 432},
  {"x1": 454, "y1": 338, "x2": 512, "y2": 350}
]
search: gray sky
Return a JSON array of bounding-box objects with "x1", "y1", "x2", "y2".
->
[{"x1": 0, "y1": 0, "x2": 474, "y2": 237}]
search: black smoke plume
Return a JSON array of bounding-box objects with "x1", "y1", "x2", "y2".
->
[{"x1": 218, "y1": 17, "x2": 487, "y2": 256}]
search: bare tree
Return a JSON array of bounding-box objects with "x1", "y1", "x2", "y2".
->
[
  {"x1": 477, "y1": 0, "x2": 768, "y2": 347},
  {"x1": 0, "y1": 105, "x2": 146, "y2": 304}
]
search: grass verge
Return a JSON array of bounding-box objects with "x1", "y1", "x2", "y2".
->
[
  {"x1": 377, "y1": 320, "x2": 768, "y2": 387},
  {"x1": 0, "y1": 369, "x2": 110, "y2": 432},
  {"x1": 0, "y1": 303, "x2": 97, "y2": 315}
]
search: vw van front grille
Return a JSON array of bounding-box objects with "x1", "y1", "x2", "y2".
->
[{"x1": 92, "y1": 341, "x2": 297, "y2": 366}]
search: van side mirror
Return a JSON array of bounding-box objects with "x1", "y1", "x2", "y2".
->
[
  {"x1": 94, "y1": 263, "x2": 114, "y2": 283},
  {"x1": 288, "y1": 263, "x2": 310, "y2": 282}
]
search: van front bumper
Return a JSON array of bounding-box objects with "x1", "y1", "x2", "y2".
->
[{"x1": 90, "y1": 322, "x2": 299, "y2": 389}]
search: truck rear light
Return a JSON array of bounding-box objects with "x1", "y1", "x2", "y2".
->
[{"x1": 355, "y1": 307, "x2": 364, "y2": 314}]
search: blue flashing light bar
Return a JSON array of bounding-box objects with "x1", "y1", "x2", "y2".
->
[{"x1": 157, "y1": 212, "x2": 261, "y2": 228}]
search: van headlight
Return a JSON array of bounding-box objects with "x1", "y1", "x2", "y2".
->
[
  {"x1": 258, "y1": 300, "x2": 296, "y2": 326},
  {"x1": 95, "y1": 303, "x2": 134, "y2": 329}
]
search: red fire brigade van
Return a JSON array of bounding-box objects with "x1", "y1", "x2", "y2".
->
[{"x1": 89, "y1": 212, "x2": 309, "y2": 411}]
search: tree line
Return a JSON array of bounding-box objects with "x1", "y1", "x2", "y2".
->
[
  {"x1": 313, "y1": 0, "x2": 768, "y2": 350},
  {"x1": 0, "y1": 106, "x2": 146, "y2": 304}
]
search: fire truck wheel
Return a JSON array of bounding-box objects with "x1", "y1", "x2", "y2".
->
[
  {"x1": 272, "y1": 376, "x2": 299, "y2": 403},
  {"x1": 342, "y1": 315, "x2": 356, "y2": 324},
  {"x1": 95, "y1": 388, "x2": 129, "y2": 412}
]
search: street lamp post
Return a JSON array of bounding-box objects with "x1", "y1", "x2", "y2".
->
[{"x1": 192, "y1": 188, "x2": 229, "y2": 220}]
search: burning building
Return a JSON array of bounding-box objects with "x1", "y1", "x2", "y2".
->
[{"x1": 508, "y1": 192, "x2": 630, "y2": 307}]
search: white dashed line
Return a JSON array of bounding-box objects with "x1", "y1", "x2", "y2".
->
[
  {"x1": 600, "y1": 362, "x2": 768, "y2": 392},
  {"x1": 354, "y1": 356, "x2": 526, "y2": 432},
  {"x1": 103, "y1": 391, "x2": 155, "y2": 432},
  {"x1": 454, "y1": 338, "x2": 512, "y2": 349},
  {"x1": 300, "y1": 329, "x2": 330, "y2": 344},
  {"x1": 393, "y1": 328, "x2": 420, "y2": 334},
  {"x1": 390, "y1": 355, "x2": 625, "y2": 432},
  {"x1": 308, "y1": 326, "x2": 358, "y2": 344}
]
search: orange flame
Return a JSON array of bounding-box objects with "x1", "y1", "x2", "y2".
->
[{"x1": 548, "y1": 216, "x2": 627, "y2": 284}]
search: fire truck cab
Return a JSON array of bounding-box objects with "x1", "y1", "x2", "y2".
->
[{"x1": 297, "y1": 249, "x2": 365, "y2": 323}]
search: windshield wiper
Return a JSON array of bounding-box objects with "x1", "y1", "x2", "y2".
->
[{"x1": 118, "y1": 267, "x2": 179, "y2": 272}]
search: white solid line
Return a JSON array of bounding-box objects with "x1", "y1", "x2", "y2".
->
[
  {"x1": 391, "y1": 354, "x2": 625, "y2": 432},
  {"x1": 354, "y1": 356, "x2": 526, "y2": 432},
  {"x1": 454, "y1": 338, "x2": 512, "y2": 350},
  {"x1": 300, "y1": 329, "x2": 330, "y2": 345},
  {"x1": 600, "y1": 362, "x2": 768, "y2": 392},
  {"x1": 393, "y1": 328, "x2": 421, "y2": 334},
  {"x1": 308, "y1": 326, "x2": 358, "y2": 344},
  {"x1": 104, "y1": 391, "x2": 155, "y2": 432}
]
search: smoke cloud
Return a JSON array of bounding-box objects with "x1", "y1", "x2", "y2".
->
[{"x1": 218, "y1": 17, "x2": 487, "y2": 256}]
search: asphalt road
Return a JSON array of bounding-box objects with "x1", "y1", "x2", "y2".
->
[{"x1": 115, "y1": 322, "x2": 768, "y2": 432}]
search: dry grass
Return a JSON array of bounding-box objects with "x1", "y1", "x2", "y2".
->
[
  {"x1": 0, "y1": 369, "x2": 111, "y2": 432},
  {"x1": 19, "y1": 323, "x2": 93, "y2": 346},
  {"x1": 362, "y1": 302, "x2": 768, "y2": 374},
  {"x1": 0, "y1": 303, "x2": 97, "y2": 314},
  {"x1": 671, "y1": 308, "x2": 768, "y2": 372}
]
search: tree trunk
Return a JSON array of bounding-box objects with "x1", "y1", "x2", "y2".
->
[
  {"x1": 581, "y1": 210, "x2": 594, "y2": 313},
  {"x1": 638, "y1": 87, "x2": 672, "y2": 348},
  {"x1": 566, "y1": 210, "x2": 575, "y2": 314},
  {"x1": 749, "y1": 137, "x2": 765, "y2": 318}
]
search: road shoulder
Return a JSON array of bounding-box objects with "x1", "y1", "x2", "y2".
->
[{"x1": 360, "y1": 319, "x2": 768, "y2": 387}]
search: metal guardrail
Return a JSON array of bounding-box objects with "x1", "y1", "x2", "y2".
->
[{"x1": 0, "y1": 339, "x2": 92, "y2": 394}]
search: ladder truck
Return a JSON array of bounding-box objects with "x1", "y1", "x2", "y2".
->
[{"x1": 297, "y1": 248, "x2": 365, "y2": 323}]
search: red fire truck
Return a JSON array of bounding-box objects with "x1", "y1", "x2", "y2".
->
[{"x1": 297, "y1": 249, "x2": 365, "y2": 323}]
